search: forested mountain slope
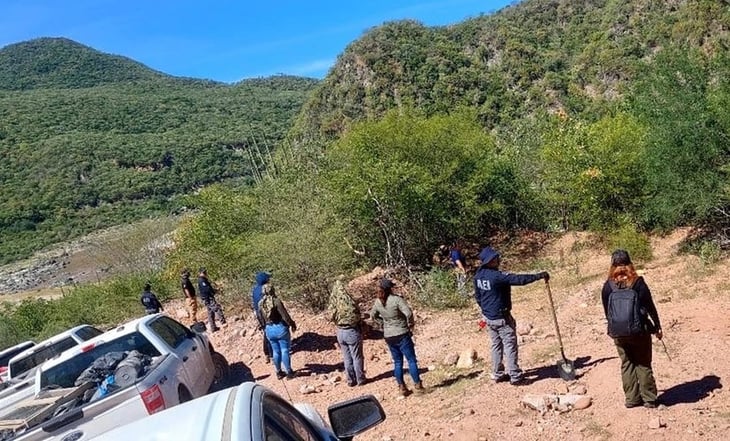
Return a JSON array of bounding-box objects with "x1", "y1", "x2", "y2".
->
[
  {"x1": 0, "y1": 38, "x2": 318, "y2": 263},
  {"x1": 295, "y1": 0, "x2": 730, "y2": 139}
]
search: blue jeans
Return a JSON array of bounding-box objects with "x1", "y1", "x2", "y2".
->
[
  {"x1": 386, "y1": 333, "x2": 421, "y2": 385},
  {"x1": 265, "y1": 323, "x2": 292, "y2": 374}
]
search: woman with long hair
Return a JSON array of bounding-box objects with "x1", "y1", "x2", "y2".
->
[
  {"x1": 601, "y1": 249, "x2": 663, "y2": 408},
  {"x1": 370, "y1": 278, "x2": 424, "y2": 396}
]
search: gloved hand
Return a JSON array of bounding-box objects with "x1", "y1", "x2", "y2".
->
[
  {"x1": 538, "y1": 271, "x2": 550, "y2": 281},
  {"x1": 655, "y1": 328, "x2": 663, "y2": 340},
  {"x1": 290, "y1": 323, "x2": 297, "y2": 333}
]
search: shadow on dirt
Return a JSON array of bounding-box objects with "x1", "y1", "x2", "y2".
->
[
  {"x1": 659, "y1": 375, "x2": 722, "y2": 406},
  {"x1": 523, "y1": 355, "x2": 616, "y2": 384},
  {"x1": 430, "y1": 370, "x2": 482, "y2": 389},
  {"x1": 292, "y1": 331, "x2": 337, "y2": 353},
  {"x1": 299, "y1": 361, "x2": 344, "y2": 376},
  {"x1": 368, "y1": 367, "x2": 430, "y2": 384},
  {"x1": 222, "y1": 361, "x2": 255, "y2": 388}
]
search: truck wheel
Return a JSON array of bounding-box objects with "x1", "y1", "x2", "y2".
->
[
  {"x1": 211, "y1": 351, "x2": 230, "y2": 385},
  {"x1": 178, "y1": 385, "x2": 192, "y2": 403}
]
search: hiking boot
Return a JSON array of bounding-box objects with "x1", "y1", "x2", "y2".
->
[
  {"x1": 643, "y1": 400, "x2": 662, "y2": 409},
  {"x1": 625, "y1": 401, "x2": 643, "y2": 408},
  {"x1": 398, "y1": 384, "x2": 410, "y2": 397},
  {"x1": 489, "y1": 373, "x2": 510, "y2": 383},
  {"x1": 414, "y1": 382, "x2": 425, "y2": 394},
  {"x1": 276, "y1": 371, "x2": 286, "y2": 380},
  {"x1": 286, "y1": 371, "x2": 297, "y2": 380},
  {"x1": 509, "y1": 375, "x2": 526, "y2": 386}
]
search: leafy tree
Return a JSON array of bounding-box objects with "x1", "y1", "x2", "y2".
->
[{"x1": 323, "y1": 109, "x2": 541, "y2": 267}]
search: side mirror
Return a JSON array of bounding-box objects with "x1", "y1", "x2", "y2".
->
[{"x1": 327, "y1": 395, "x2": 385, "y2": 439}]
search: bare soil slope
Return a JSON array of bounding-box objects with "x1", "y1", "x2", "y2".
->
[{"x1": 179, "y1": 229, "x2": 729, "y2": 441}]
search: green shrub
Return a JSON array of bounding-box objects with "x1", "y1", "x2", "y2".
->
[
  {"x1": 604, "y1": 223, "x2": 652, "y2": 263},
  {"x1": 411, "y1": 269, "x2": 472, "y2": 310}
]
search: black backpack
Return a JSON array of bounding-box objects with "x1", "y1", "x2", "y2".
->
[{"x1": 607, "y1": 281, "x2": 644, "y2": 338}]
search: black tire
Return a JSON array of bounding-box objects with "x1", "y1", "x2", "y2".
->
[
  {"x1": 178, "y1": 385, "x2": 192, "y2": 403},
  {"x1": 211, "y1": 351, "x2": 230, "y2": 387}
]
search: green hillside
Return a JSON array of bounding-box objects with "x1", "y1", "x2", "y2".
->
[
  {"x1": 0, "y1": 38, "x2": 318, "y2": 263},
  {"x1": 0, "y1": 37, "x2": 171, "y2": 90},
  {"x1": 294, "y1": 0, "x2": 730, "y2": 139}
]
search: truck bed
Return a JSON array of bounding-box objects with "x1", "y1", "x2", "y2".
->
[{"x1": 0, "y1": 383, "x2": 94, "y2": 433}]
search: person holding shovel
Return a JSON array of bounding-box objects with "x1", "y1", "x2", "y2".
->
[
  {"x1": 473, "y1": 247, "x2": 549, "y2": 385},
  {"x1": 601, "y1": 249, "x2": 663, "y2": 409}
]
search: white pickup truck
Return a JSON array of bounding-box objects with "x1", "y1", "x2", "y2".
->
[
  {"x1": 93, "y1": 382, "x2": 386, "y2": 441},
  {"x1": 0, "y1": 314, "x2": 228, "y2": 441}
]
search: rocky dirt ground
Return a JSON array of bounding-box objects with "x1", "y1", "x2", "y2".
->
[
  {"x1": 162, "y1": 229, "x2": 729, "y2": 441},
  {"x1": 3, "y1": 228, "x2": 728, "y2": 440}
]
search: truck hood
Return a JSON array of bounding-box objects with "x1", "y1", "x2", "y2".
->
[{"x1": 91, "y1": 384, "x2": 254, "y2": 441}]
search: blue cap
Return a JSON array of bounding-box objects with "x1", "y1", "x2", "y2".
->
[
  {"x1": 379, "y1": 278, "x2": 394, "y2": 290},
  {"x1": 479, "y1": 247, "x2": 500, "y2": 264}
]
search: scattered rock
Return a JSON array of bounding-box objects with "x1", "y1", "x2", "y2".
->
[
  {"x1": 456, "y1": 349, "x2": 477, "y2": 368},
  {"x1": 648, "y1": 417, "x2": 665, "y2": 429},
  {"x1": 517, "y1": 322, "x2": 533, "y2": 336},
  {"x1": 299, "y1": 384, "x2": 318, "y2": 394},
  {"x1": 514, "y1": 421, "x2": 523, "y2": 427},
  {"x1": 521, "y1": 394, "x2": 592, "y2": 413},
  {"x1": 658, "y1": 297, "x2": 672, "y2": 303},
  {"x1": 570, "y1": 384, "x2": 588, "y2": 395},
  {"x1": 573, "y1": 396, "x2": 592, "y2": 410}
]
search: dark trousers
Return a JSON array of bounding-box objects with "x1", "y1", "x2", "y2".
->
[
  {"x1": 615, "y1": 334, "x2": 658, "y2": 404},
  {"x1": 337, "y1": 327, "x2": 365, "y2": 385},
  {"x1": 203, "y1": 297, "x2": 226, "y2": 330}
]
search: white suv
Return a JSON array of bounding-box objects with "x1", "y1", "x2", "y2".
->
[{"x1": 6, "y1": 325, "x2": 103, "y2": 381}]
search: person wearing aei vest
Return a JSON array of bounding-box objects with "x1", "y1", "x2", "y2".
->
[
  {"x1": 473, "y1": 247, "x2": 549, "y2": 385},
  {"x1": 601, "y1": 249, "x2": 663, "y2": 409}
]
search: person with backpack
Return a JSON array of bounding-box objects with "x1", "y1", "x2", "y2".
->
[
  {"x1": 602, "y1": 249, "x2": 663, "y2": 408},
  {"x1": 473, "y1": 247, "x2": 549, "y2": 385},
  {"x1": 370, "y1": 278, "x2": 424, "y2": 396},
  {"x1": 251, "y1": 272, "x2": 273, "y2": 363},
  {"x1": 181, "y1": 268, "x2": 198, "y2": 322},
  {"x1": 327, "y1": 275, "x2": 366, "y2": 387},
  {"x1": 197, "y1": 268, "x2": 226, "y2": 332},
  {"x1": 140, "y1": 282, "x2": 163, "y2": 315},
  {"x1": 258, "y1": 277, "x2": 297, "y2": 380}
]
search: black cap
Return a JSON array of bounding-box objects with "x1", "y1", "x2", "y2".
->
[
  {"x1": 199, "y1": 267, "x2": 207, "y2": 273},
  {"x1": 144, "y1": 282, "x2": 151, "y2": 290},
  {"x1": 379, "y1": 278, "x2": 394, "y2": 290},
  {"x1": 611, "y1": 249, "x2": 632, "y2": 266}
]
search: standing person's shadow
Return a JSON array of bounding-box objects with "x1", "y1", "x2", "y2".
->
[{"x1": 659, "y1": 375, "x2": 722, "y2": 406}]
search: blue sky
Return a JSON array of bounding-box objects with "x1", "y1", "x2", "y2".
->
[{"x1": 1, "y1": 0, "x2": 515, "y2": 83}]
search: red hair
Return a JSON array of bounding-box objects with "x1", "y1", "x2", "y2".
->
[{"x1": 608, "y1": 263, "x2": 638, "y2": 288}]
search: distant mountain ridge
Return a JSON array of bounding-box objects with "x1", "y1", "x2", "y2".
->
[
  {"x1": 0, "y1": 37, "x2": 195, "y2": 90},
  {"x1": 0, "y1": 37, "x2": 318, "y2": 263}
]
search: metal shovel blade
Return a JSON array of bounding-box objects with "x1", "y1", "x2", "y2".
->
[{"x1": 556, "y1": 356, "x2": 576, "y2": 381}]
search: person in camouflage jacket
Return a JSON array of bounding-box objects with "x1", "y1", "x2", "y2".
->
[{"x1": 327, "y1": 275, "x2": 366, "y2": 386}]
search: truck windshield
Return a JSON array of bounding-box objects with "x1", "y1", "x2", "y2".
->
[
  {"x1": 40, "y1": 332, "x2": 161, "y2": 389},
  {"x1": 9, "y1": 337, "x2": 77, "y2": 379}
]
